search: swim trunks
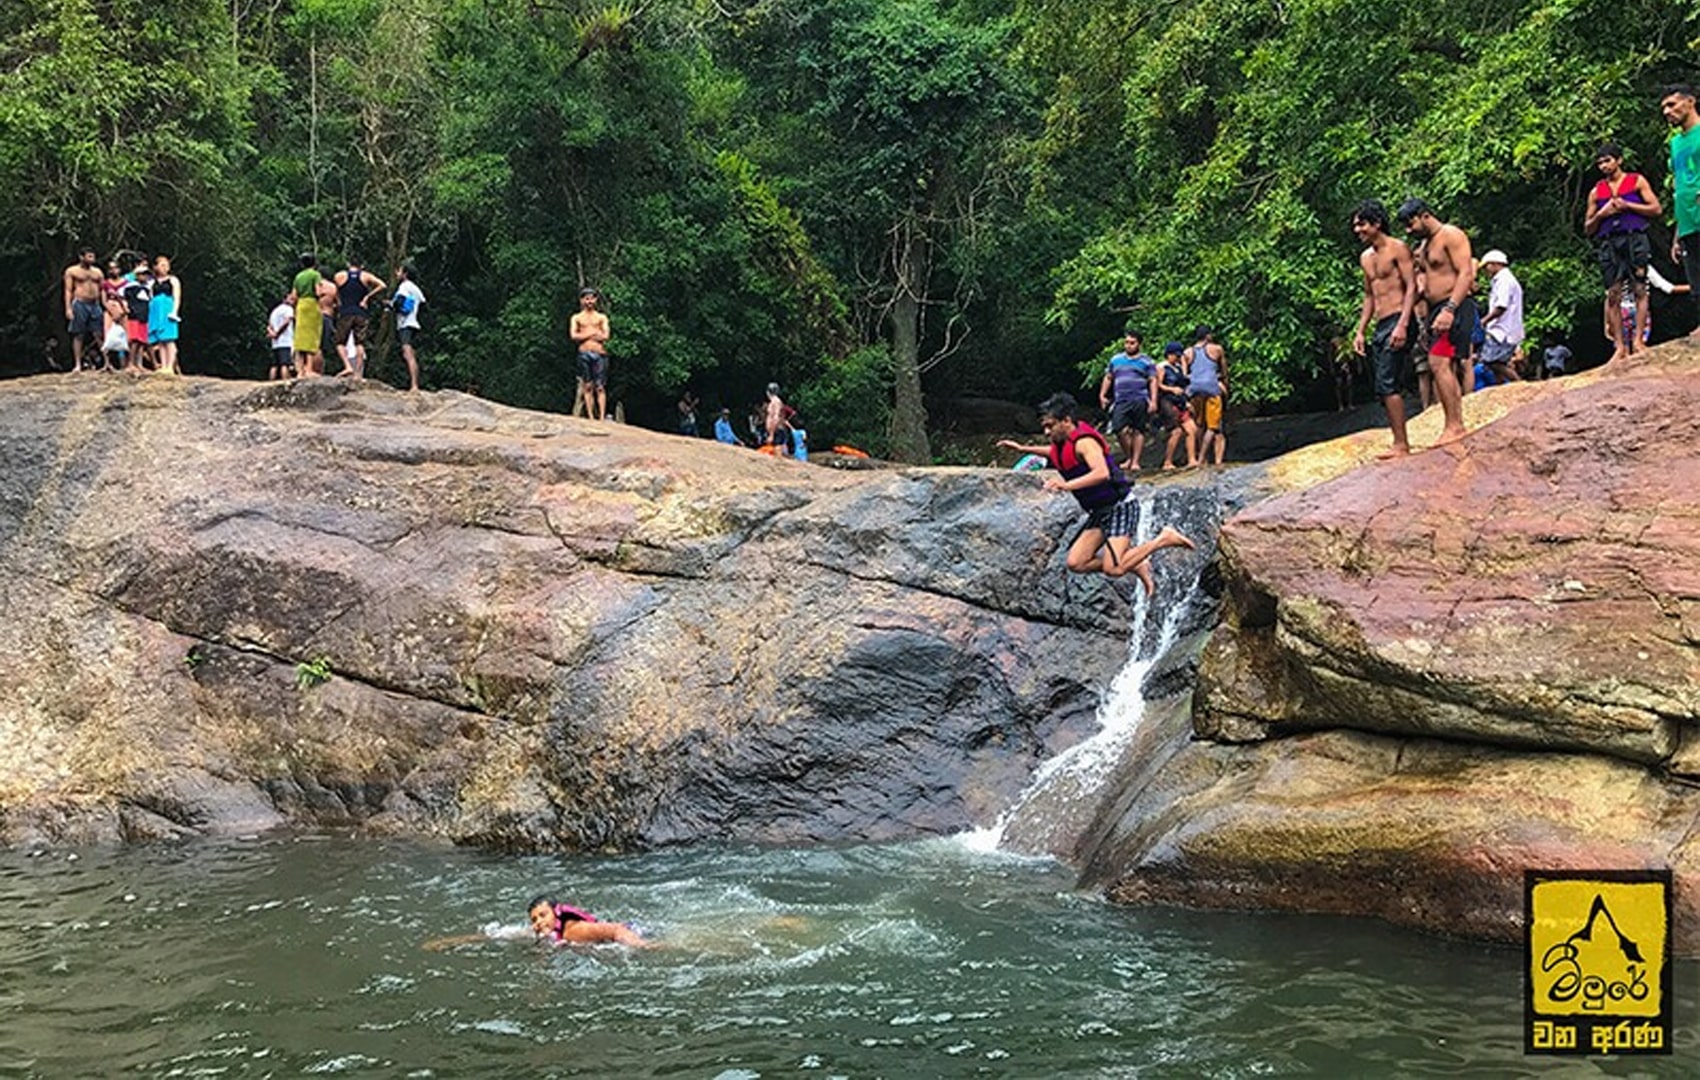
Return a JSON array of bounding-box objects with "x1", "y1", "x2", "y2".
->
[
  {"x1": 1369, "y1": 313, "x2": 1409, "y2": 398},
  {"x1": 397, "y1": 326, "x2": 417, "y2": 347},
  {"x1": 68, "y1": 299, "x2": 102, "y2": 339},
  {"x1": 578, "y1": 350, "x2": 608, "y2": 387},
  {"x1": 1479, "y1": 339, "x2": 1517, "y2": 366},
  {"x1": 1079, "y1": 492, "x2": 1140, "y2": 541},
  {"x1": 1109, "y1": 398, "x2": 1150, "y2": 436},
  {"x1": 1596, "y1": 231, "x2": 1651, "y2": 290},
  {"x1": 332, "y1": 312, "x2": 370, "y2": 348},
  {"x1": 1426, "y1": 296, "x2": 1479, "y2": 360},
  {"x1": 1189, "y1": 393, "x2": 1223, "y2": 433}
]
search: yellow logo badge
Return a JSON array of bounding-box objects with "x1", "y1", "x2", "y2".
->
[{"x1": 1525, "y1": 870, "x2": 1671, "y2": 1055}]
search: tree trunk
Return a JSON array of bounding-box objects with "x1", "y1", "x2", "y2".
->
[{"x1": 886, "y1": 214, "x2": 931, "y2": 464}]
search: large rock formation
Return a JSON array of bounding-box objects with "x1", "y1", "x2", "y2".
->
[
  {"x1": 1084, "y1": 345, "x2": 1700, "y2": 953},
  {"x1": 0, "y1": 375, "x2": 1206, "y2": 848}
]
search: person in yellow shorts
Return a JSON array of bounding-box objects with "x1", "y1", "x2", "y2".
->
[{"x1": 1184, "y1": 325, "x2": 1228, "y2": 466}]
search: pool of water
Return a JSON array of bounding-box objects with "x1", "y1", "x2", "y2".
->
[{"x1": 0, "y1": 835, "x2": 1692, "y2": 1077}]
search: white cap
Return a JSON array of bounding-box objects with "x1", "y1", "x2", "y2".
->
[{"x1": 1482, "y1": 249, "x2": 1509, "y2": 266}]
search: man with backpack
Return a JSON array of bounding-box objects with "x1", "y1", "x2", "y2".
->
[{"x1": 392, "y1": 264, "x2": 425, "y2": 391}]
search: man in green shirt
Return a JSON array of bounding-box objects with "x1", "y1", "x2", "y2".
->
[{"x1": 1662, "y1": 84, "x2": 1700, "y2": 335}]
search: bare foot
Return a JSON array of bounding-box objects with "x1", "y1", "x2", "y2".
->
[
  {"x1": 1161, "y1": 462, "x2": 1177, "y2": 471},
  {"x1": 1375, "y1": 444, "x2": 1411, "y2": 461},
  {"x1": 1134, "y1": 561, "x2": 1155, "y2": 598},
  {"x1": 1429, "y1": 427, "x2": 1468, "y2": 449},
  {"x1": 1158, "y1": 525, "x2": 1196, "y2": 551}
]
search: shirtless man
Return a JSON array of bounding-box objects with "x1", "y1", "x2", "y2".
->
[
  {"x1": 571, "y1": 287, "x2": 611, "y2": 420},
  {"x1": 63, "y1": 247, "x2": 104, "y2": 372},
  {"x1": 1349, "y1": 200, "x2": 1418, "y2": 457},
  {"x1": 1397, "y1": 198, "x2": 1473, "y2": 448}
]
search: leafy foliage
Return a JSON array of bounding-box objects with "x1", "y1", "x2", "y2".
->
[{"x1": 4, "y1": 0, "x2": 1699, "y2": 432}]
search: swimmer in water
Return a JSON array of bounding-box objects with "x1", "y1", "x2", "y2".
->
[
  {"x1": 422, "y1": 894, "x2": 653, "y2": 951},
  {"x1": 526, "y1": 894, "x2": 650, "y2": 947}
]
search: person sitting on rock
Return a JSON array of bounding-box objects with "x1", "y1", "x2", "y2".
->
[{"x1": 998, "y1": 392, "x2": 1195, "y2": 596}]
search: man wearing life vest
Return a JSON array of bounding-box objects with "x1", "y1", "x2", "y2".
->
[
  {"x1": 1584, "y1": 142, "x2": 1663, "y2": 362},
  {"x1": 998, "y1": 393, "x2": 1195, "y2": 596},
  {"x1": 527, "y1": 895, "x2": 650, "y2": 946}
]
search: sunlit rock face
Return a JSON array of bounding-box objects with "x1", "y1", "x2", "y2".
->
[{"x1": 0, "y1": 376, "x2": 1142, "y2": 849}]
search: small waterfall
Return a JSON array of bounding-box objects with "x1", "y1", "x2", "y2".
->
[{"x1": 962, "y1": 491, "x2": 1209, "y2": 855}]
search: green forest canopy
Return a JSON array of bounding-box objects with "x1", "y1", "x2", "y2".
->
[{"x1": 2, "y1": 0, "x2": 1697, "y2": 460}]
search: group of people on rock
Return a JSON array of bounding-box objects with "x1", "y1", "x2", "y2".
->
[
  {"x1": 692, "y1": 382, "x2": 809, "y2": 460},
  {"x1": 272, "y1": 254, "x2": 425, "y2": 391},
  {"x1": 1096, "y1": 326, "x2": 1228, "y2": 472},
  {"x1": 1348, "y1": 84, "x2": 1700, "y2": 457},
  {"x1": 61, "y1": 249, "x2": 184, "y2": 376}
]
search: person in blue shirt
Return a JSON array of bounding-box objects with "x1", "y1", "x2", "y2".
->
[
  {"x1": 713, "y1": 408, "x2": 745, "y2": 446},
  {"x1": 1098, "y1": 331, "x2": 1158, "y2": 471}
]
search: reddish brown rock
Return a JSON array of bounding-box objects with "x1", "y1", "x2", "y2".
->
[{"x1": 1092, "y1": 343, "x2": 1700, "y2": 953}]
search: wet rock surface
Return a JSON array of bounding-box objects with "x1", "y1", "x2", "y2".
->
[
  {"x1": 1087, "y1": 344, "x2": 1700, "y2": 953},
  {"x1": 0, "y1": 375, "x2": 1217, "y2": 849}
]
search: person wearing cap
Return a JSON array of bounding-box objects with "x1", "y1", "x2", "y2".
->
[
  {"x1": 1397, "y1": 197, "x2": 1473, "y2": 448},
  {"x1": 713, "y1": 407, "x2": 745, "y2": 446},
  {"x1": 1184, "y1": 325, "x2": 1228, "y2": 466},
  {"x1": 1478, "y1": 250, "x2": 1523, "y2": 384},
  {"x1": 1154, "y1": 341, "x2": 1198, "y2": 469},
  {"x1": 1585, "y1": 142, "x2": 1661, "y2": 362},
  {"x1": 571, "y1": 287, "x2": 611, "y2": 420}
]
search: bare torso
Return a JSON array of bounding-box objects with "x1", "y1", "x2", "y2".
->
[
  {"x1": 316, "y1": 278, "x2": 337, "y2": 316},
  {"x1": 65, "y1": 265, "x2": 102, "y2": 304},
  {"x1": 1414, "y1": 224, "x2": 1470, "y2": 305},
  {"x1": 572, "y1": 311, "x2": 610, "y2": 355},
  {"x1": 1361, "y1": 239, "x2": 1412, "y2": 320}
]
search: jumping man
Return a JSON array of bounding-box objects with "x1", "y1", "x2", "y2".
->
[{"x1": 998, "y1": 392, "x2": 1194, "y2": 597}]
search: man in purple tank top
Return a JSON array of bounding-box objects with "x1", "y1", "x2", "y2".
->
[{"x1": 1585, "y1": 142, "x2": 1663, "y2": 362}]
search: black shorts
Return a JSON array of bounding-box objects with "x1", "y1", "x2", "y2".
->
[
  {"x1": 1596, "y1": 230, "x2": 1651, "y2": 289},
  {"x1": 1426, "y1": 296, "x2": 1479, "y2": 360},
  {"x1": 397, "y1": 326, "x2": 417, "y2": 347},
  {"x1": 1078, "y1": 494, "x2": 1140, "y2": 541},
  {"x1": 333, "y1": 313, "x2": 370, "y2": 347},
  {"x1": 1109, "y1": 398, "x2": 1150, "y2": 436},
  {"x1": 1157, "y1": 395, "x2": 1190, "y2": 430},
  {"x1": 321, "y1": 319, "x2": 337, "y2": 357},
  {"x1": 577, "y1": 351, "x2": 608, "y2": 387},
  {"x1": 272, "y1": 346, "x2": 293, "y2": 370},
  {"x1": 1370, "y1": 314, "x2": 1409, "y2": 398}
]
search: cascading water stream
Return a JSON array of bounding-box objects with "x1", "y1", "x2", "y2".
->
[{"x1": 962, "y1": 492, "x2": 1205, "y2": 854}]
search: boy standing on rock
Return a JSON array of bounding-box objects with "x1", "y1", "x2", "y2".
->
[
  {"x1": 572, "y1": 287, "x2": 611, "y2": 420},
  {"x1": 999, "y1": 392, "x2": 1195, "y2": 597}
]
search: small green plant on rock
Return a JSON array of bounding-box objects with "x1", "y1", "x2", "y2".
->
[
  {"x1": 295, "y1": 655, "x2": 333, "y2": 690},
  {"x1": 184, "y1": 647, "x2": 206, "y2": 670}
]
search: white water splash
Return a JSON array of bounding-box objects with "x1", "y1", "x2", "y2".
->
[{"x1": 960, "y1": 494, "x2": 1191, "y2": 854}]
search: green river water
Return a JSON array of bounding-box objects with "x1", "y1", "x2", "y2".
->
[{"x1": 3, "y1": 834, "x2": 1693, "y2": 1077}]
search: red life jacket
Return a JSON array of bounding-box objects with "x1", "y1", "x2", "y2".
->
[
  {"x1": 1593, "y1": 173, "x2": 1649, "y2": 235},
  {"x1": 1046, "y1": 420, "x2": 1130, "y2": 510},
  {"x1": 549, "y1": 903, "x2": 599, "y2": 940}
]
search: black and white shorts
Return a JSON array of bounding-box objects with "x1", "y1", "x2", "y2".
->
[{"x1": 1078, "y1": 493, "x2": 1140, "y2": 542}]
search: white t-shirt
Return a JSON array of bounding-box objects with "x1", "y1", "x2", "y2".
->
[
  {"x1": 1486, "y1": 268, "x2": 1524, "y2": 345},
  {"x1": 395, "y1": 281, "x2": 425, "y2": 330},
  {"x1": 268, "y1": 302, "x2": 294, "y2": 351}
]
